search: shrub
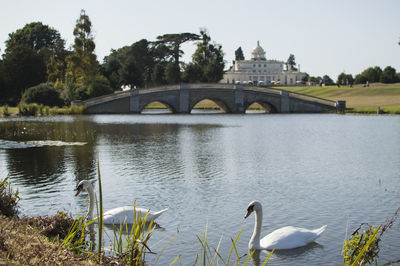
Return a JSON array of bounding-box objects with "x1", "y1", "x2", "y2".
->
[
  {"x1": 2, "y1": 105, "x2": 10, "y2": 117},
  {"x1": 21, "y1": 82, "x2": 64, "y2": 107},
  {"x1": 18, "y1": 102, "x2": 40, "y2": 116},
  {"x1": 86, "y1": 75, "x2": 113, "y2": 98},
  {"x1": 0, "y1": 177, "x2": 19, "y2": 218}
]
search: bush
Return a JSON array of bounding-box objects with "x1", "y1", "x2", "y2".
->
[
  {"x1": 21, "y1": 82, "x2": 64, "y2": 107},
  {"x1": 0, "y1": 177, "x2": 19, "y2": 218},
  {"x1": 86, "y1": 75, "x2": 113, "y2": 98},
  {"x1": 2, "y1": 105, "x2": 10, "y2": 117}
]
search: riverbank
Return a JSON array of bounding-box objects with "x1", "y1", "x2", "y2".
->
[{"x1": 0, "y1": 214, "x2": 97, "y2": 265}]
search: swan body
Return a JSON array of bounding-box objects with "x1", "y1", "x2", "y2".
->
[
  {"x1": 245, "y1": 200, "x2": 326, "y2": 250},
  {"x1": 75, "y1": 180, "x2": 168, "y2": 224}
]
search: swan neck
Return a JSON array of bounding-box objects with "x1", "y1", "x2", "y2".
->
[
  {"x1": 86, "y1": 184, "x2": 96, "y2": 220},
  {"x1": 250, "y1": 208, "x2": 263, "y2": 249}
]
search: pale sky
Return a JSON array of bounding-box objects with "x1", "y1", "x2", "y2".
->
[{"x1": 1, "y1": 0, "x2": 399, "y2": 80}]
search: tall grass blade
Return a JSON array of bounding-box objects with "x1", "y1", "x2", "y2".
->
[{"x1": 97, "y1": 160, "x2": 104, "y2": 262}]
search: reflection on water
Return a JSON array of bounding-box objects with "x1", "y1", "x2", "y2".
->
[{"x1": 0, "y1": 114, "x2": 399, "y2": 265}]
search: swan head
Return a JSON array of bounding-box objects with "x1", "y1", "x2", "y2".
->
[
  {"x1": 245, "y1": 200, "x2": 262, "y2": 218},
  {"x1": 75, "y1": 180, "x2": 92, "y2": 196}
]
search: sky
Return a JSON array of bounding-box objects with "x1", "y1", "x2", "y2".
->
[{"x1": 1, "y1": 0, "x2": 400, "y2": 80}]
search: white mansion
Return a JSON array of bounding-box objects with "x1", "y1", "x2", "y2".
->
[{"x1": 221, "y1": 41, "x2": 307, "y2": 85}]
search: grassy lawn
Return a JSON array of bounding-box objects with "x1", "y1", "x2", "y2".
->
[{"x1": 275, "y1": 83, "x2": 400, "y2": 114}]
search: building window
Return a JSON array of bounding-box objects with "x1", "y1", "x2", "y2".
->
[
  {"x1": 264, "y1": 64, "x2": 266, "y2": 67},
  {"x1": 258, "y1": 64, "x2": 261, "y2": 67},
  {"x1": 253, "y1": 64, "x2": 255, "y2": 67}
]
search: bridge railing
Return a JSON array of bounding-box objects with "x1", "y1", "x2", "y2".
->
[
  {"x1": 288, "y1": 91, "x2": 338, "y2": 107},
  {"x1": 84, "y1": 90, "x2": 131, "y2": 106},
  {"x1": 244, "y1": 86, "x2": 282, "y2": 95}
]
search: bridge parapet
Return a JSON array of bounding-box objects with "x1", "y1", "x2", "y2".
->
[{"x1": 80, "y1": 83, "x2": 345, "y2": 114}]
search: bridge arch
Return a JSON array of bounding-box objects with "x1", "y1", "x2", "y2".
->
[
  {"x1": 140, "y1": 101, "x2": 176, "y2": 114},
  {"x1": 244, "y1": 101, "x2": 278, "y2": 113},
  {"x1": 189, "y1": 97, "x2": 231, "y2": 113},
  {"x1": 139, "y1": 100, "x2": 176, "y2": 114}
]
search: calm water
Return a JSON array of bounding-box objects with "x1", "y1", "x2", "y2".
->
[{"x1": 0, "y1": 113, "x2": 399, "y2": 265}]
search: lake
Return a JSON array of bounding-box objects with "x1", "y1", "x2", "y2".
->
[{"x1": 0, "y1": 113, "x2": 399, "y2": 265}]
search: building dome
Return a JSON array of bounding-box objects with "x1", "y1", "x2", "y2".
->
[{"x1": 251, "y1": 41, "x2": 266, "y2": 60}]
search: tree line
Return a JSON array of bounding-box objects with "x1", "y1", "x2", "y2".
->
[{"x1": 0, "y1": 10, "x2": 225, "y2": 106}]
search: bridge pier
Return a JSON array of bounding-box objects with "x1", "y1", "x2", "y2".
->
[
  {"x1": 280, "y1": 90, "x2": 290, "y2": 113},
  {"x1": 234, "y1": 86, "x2": 245, "y2": 113},
  {"x1": 129, "y1": 90, "x2": 140, "y2": 113},
  {"x1": 179, "y1": 86, "x2": 190, "y2": 113}
]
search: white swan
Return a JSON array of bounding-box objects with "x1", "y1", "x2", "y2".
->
[
  {"x1": 75, "y1": 180, "x2": 168, "y2": 224},
  {"x1": 245, "y1": 200, "x2": 326, "y2": 250}
]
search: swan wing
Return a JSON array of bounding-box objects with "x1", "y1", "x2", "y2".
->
[
  {"x1": 102, "y1": 206, "x2": 168, "y2": 224},
  {"x1": 260, "y1": 225, "x2": 327, "y2": 250}
]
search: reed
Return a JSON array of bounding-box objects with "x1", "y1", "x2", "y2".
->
[{"x1": 193, "y1": 225, "x2": 273, "y2": 266}]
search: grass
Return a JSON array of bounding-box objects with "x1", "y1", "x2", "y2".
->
[{"x1": 276, "y1": 83, "x2": 400, "y2": 114}]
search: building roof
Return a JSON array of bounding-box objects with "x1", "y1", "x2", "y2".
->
[{"x1": 251, "y1": 41, "x2": 266, "y2": 60}]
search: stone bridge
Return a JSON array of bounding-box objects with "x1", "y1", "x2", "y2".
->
[{"x1": 76, "y1": 83, "x2": 345, "y2": 114}]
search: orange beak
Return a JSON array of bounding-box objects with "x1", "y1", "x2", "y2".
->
[
  {"x1": 245, "y1": 209, "x2": 253, "y2": 219},
  {"x1": 75, "y1": 187, "x2": 82, "y2": 196}
]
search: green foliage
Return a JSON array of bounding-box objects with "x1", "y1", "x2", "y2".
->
[
  {"x1": 2, "y1": 45, "x2": 47, "y2": 105},
  {"x1": 0, "y1": 177, "x2": 19, "y2": 218},
  {"x1": 235, "y1": 47, "x2": 245, "y2": 61},
  {"x1": 342, "y1": 224, "x2": 381, "y2": 265},
  {"x1": 164, "y1": 62, "x2": 181, "y2": 84},
  {"x1": 21, "y1": 82, "x2": 63, "y2": 107},
  {"x1": 156, "y1": 32, "x2": 200, "y2": 65},
  {"x1": 354, "y1": 66, "x2": 382, "y2": 84},
  {"x1": 151, "y1": 62, "x2": 167, "y2": 86},
  {"x1": 337, "y1": 73, "x2": 354, "y2": 85},
  {"x1": 380, "y1": 66, "x2": 399, "y2": 83},
  {"x1": 322, "y1": 75, "x2": 334, "y2": 85},
  {"x1": 66, "y1": 9, "x2": 99, "y2": 92},
  {"x1": 194, "y1": 225, "x2": 273, "y2": 266},
  {"x1": 190, "y1": 29, "x2": 225, "y2": 83},
  {"x1": 287, "y1": 54, "x2": 297, "y2": 71},
  {"x1": 86, "y1": 75, "x2": 113, "y2": 98},
  {"x1": 2, "y1": 105, "x2": 10, "y2": 117},
  {"x1": 5, "y1": 22, "x2": 67, "y2": 61}
]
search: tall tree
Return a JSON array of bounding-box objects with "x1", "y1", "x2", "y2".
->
[
  {"x1": 235, "y1": 47, "x2": 245, "y2": 61},
  {"x1": 5, "y1": 22, "x2": 67, "y2": 61},
  {"x1": 164, "y1": 62, "x2": 181, "y2": 84},
  {"x1": 2, "y1": 45, "x2": 47, "y2": 104},
  {"x1": 190, "y1": 29, "x2": 225, "y2": 82},
  {"x1": 66, "y1": 9, "x2": 99, "y2": 90},
  {"x1": 156, "y1": 33, "x2": 200, "y2": 64},
  {"x1": 287, "y1": 54, "x2": 297, "y2": 71}
]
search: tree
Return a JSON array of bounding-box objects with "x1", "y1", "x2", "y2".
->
[
  {"x1": 380, "y1": 66, "x2": 398, "y2": 83},
  {"x1": 337, "y1": 72, "x2": 354, "y2": 85},
  {"x1": 151, "y1": 62, "x2": 167, "y2": 86},
  {"x1": 86, "y1": 75, "x2": 113, "y2": 98},
  {"x1": 182, "y1": 63, "x2": 202, "y2": 83},
  {"x1": 156, "y1": 33, "x2": 200, "y2": 65},
  {"x1": 322, "y1": 75, "x2": 334, "y2": 85},
  {"x1": 2, "y1": 45, "x2": 47, "y2": 104},
  {"x1": 5, "y1": 22, "x2": 67, "y2": 62},
  {"x1": 119, "y1": 57, "x2": 142, "y2": 88},
  {"x1": 287, "y1": 54, "x2": 297, "y2": 71},
  {"x1": 354, "y1": 66, "x2": 382, "y2": 84},
  {"x1": 235, "y1": 47, "x2": 245, "y2": 61},
  {"x1": 164, "y1": 62, "x2": 181, "y2": 84},
  {"x1": 190, "y1": 29, "x2": 225, "y2": 83},
  {"x1": 65, "y1": 9, "x2": 99, "y2": 92}
]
